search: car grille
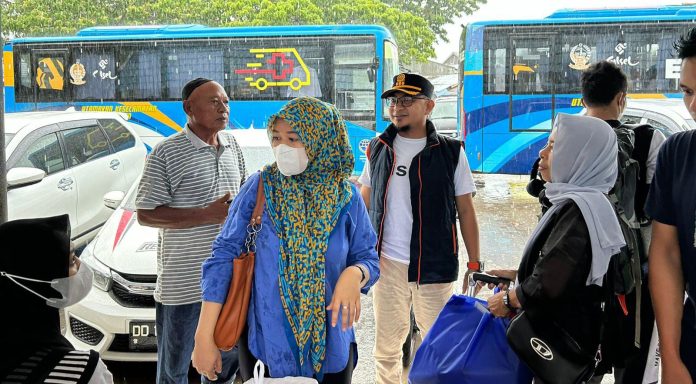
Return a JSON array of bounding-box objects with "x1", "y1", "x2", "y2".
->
[
  {"x1": 70, "y1": 317, "x2": 104, "y2": 346},
  {"x1": 108, "y1": 334, "x2": 157, "y2": 352},
  {"x1": 110, "y1": 272, "x2": 156, "y2": 308}
]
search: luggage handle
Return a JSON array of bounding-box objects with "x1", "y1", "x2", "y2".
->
[{"x1": 472, "y1": 272, "x2": 511, "y2": 286}]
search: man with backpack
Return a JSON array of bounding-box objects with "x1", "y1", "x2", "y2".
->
[
  {"x1": 580, "y1": 61, "x2": 666, "y2": 383},
  {"x1": 646, "y1": 27, "x2": 696, "y2": 383}
]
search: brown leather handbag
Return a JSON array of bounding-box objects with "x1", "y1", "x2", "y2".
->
[{"x1": 214, "y1": 178, "x2": 265, "y2": 351}]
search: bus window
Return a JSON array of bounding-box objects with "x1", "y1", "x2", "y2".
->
[
  {"x1": 511, "y1": 37, "x2": 552, "y2": 95},
  {"x1": 163, "y1": 43, "x2": 225, "y2": 100},
  {"x1": 117, "y1": 45, "x2": 162, "y2": 101},
  {"x1": 556, "y1": 25, "x2": 683, "y2": 94},
  {"x1": 229, "y1": 37, "x2": 332, "y2": 103},
  {"x1": 71, "y1": 47, "x2": 117, "y2": 101},
  {"x1": 14, "y1": 49, "x2": 33, "y2": 103},
  {"x1": 334, "y1": 41, "x2": 376, "y2": 129},
  {"x1": 382, "y1": 40, "x2": 399, "y2": 120}
]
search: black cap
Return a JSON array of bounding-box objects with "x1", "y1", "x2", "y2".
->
[
  {"x1": 182, "y1": 78, "x2": 213, "y2": 100},
  {"x1": 381, "y1": 73, "x2": 434, "y2": 99}
]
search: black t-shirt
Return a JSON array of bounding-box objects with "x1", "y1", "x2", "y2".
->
[
  {"x1": 644, "y1": 130, "x2": 696, "y2": 374},
  {"x1": 645, "y1": 130, "x2": 696, "y2": 297}
]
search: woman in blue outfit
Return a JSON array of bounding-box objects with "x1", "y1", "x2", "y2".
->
[{"x1": 192, "y1": 97, "x2": 379, "y2": 384}]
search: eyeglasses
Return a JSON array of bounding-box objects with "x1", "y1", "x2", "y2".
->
[{"x1": 385, "y1": 96, "x2": 430, "y2": 107}]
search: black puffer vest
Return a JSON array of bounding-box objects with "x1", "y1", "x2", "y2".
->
[{"x1": 366, "y1": 121, "x2": 462, "y2": 284}]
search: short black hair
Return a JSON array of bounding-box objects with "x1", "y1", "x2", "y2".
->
[
  {"x1": 581, "y1": 61, "x2": 628, "y2": 107},
  {"x1": 674, "y1": 27, "x2": 696, "y2": 60}
]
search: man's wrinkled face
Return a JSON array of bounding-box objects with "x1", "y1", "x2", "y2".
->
[{"x1": 183, "y1": 81, "x2": 230, "y2": 132}]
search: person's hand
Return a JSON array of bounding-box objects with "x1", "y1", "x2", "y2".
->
[
  {"x1": 487, "y1": 291, "x2": 511, "y2": 318},
  {"x1": 485, "y1": 269, "x2": 517, "y2": 290},
  {"x1": 192, "y1": 338, "x2": 222, "y2": 381},
  {"x1": 205, "y1": 192, "x2": 232, "y2": 224},
  {"x1": 327, "y1": 266, "x2": 362, "y2": 331},
  {"x1": 662, "y1": 358, "x2": 693, "y2": 384}
]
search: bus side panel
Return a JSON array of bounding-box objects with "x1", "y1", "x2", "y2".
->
[
  {"x1": 462, "y1": 25, "x2": 485, "y2": 172},
  {"x1": 463, "y1": 75, "x2": 484, "y2": 172},
  {"x1": 490, "y1": 95, "x2": 584, "y2": 174}
]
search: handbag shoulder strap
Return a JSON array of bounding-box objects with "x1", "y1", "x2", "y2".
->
[
  {"x1": 250, "y1": 176, "x2": 266, "y2": 225},
  {"x1": 242, "y1": 176, "x2": 266, "y2": 254}
]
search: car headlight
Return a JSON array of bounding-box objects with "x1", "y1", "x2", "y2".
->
[{"x1": 80, "y1": 246, "x2": 112, "y2": 292}]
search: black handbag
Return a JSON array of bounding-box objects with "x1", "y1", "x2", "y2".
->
[{"x1": 506, "y1": 311, "x2": 600, "y2": 384}]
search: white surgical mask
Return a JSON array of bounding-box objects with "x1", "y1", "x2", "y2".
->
[
  {"x1": 273, "y1": 144, "x2": 309, "y2": 176},
  {"x1": 0, "y1": 263, "x2": 93, "y2": 308}
]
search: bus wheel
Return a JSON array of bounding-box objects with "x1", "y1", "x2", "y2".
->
[
  {"x1": 254, "y1": 78, "x2": 268, "y2": 91},
  {"x1": 290, "y1": 78, "x2": 302, "y2": 91}
]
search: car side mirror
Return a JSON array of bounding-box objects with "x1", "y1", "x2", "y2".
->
[
  {"x1": 7, "y1": 167, "x2": 46, "y2": 189},
  {"x1": 103, "y1": 191, "x2": 126, "y2": 210}
]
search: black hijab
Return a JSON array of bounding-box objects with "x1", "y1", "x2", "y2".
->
[{"x1": 0, "y1": 215, "x2": 74, "y2": 377}]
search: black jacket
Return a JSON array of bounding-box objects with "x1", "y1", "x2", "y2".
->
[
  {"x1": 366, "y1": 121, "x2": 462, "y2": 284},
  {"x1": 515, "y1": 201, "x2": 604, "y2": 353}
]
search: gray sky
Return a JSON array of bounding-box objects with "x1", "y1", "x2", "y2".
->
[{"x1": 434, "y1": 0, "x2": 684, "y2": 62}]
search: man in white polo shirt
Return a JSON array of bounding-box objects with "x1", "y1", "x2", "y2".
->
[{"x1": 136, "y1": 78, "x2": 246, "y2": 384}]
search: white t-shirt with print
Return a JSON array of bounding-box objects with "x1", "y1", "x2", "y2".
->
[{"x1": 359, "y1": 134, "x2": 476, "y2": 264}]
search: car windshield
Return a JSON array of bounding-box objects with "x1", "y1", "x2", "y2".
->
[
  {"x1": 431, "y1": 99, "x2": 456, "y2": 120},
  {"x1": 4, "y1": 133, "x2": 14, "y2": 147}
]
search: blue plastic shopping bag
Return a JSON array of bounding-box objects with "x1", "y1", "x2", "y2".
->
[{"x1": 408, "y1": 294, "x2": 533, "y2": 384}]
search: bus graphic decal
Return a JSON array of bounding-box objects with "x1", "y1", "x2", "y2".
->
[
  {"x1": 36, "y1": 57, "x2": 65, "y2": 90},
  {"x1": 234, "y1": 48, "x2": 311, "y2": 91}
]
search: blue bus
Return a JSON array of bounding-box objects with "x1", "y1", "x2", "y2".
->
[
  {"x1": 3, "y1": 24, "x2": 400, "y2": 174},
  {"x1": 459, "y1": 6, "x2": 696, "y2": 174}
]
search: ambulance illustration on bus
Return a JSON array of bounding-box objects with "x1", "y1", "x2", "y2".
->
[{"x1": 234, "y1": 48, "x2": 311, "y2": 92}]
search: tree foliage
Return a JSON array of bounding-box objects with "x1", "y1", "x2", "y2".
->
[{"x1": 1, "y1": 0, "x2": 484, "y2": 63}]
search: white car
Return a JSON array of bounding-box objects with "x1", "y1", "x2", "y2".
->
[
  {"x1": 622, "y1": 99, "x2": 696, "y2": 137},
  {"x1": 430, "y1": 96, "x2": 459, "y2": 138},
  {"x1": 5, "y1": 112, "x2": 147, "y2": 248},
  {"x1": 66, "y1": 129, "x2": 273, "y2": 361}
]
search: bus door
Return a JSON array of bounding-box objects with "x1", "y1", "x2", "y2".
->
[
  {"x1": 30, "y1": 49, "x2": 69, "y2": 106},
  {"x1": 505, "y1": 35, "x2": 554, "y2": 173}
]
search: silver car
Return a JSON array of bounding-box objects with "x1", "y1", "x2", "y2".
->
[{"x1": 621, "y1": 99, "x2": 696, "y2": 137}]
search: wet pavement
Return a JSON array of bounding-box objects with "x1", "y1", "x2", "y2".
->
[{"x1": 106, "y1": 173, "x2": 614, "y2": 383}]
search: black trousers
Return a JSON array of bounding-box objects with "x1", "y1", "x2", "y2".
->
[{"x1": 238, "y1": 329, "x2": 355, "y2": 384}]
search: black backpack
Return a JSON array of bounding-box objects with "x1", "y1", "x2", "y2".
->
[{"x1": 599, "y1": 122, "x2": 655, "y2": 369}]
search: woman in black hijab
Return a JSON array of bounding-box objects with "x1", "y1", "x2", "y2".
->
[{"x1": 0, "y1": 215, "x2": 113, "y2": 383}]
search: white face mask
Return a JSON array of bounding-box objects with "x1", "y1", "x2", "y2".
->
[
  {"x1": 273, "y1": 144, "x2": 309, "y2": 176},
  {"x1": 0, "y1": 263, "x2": 93, "y2": 308}
]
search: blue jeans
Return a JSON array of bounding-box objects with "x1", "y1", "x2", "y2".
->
[{"x1": 156, "y1": 302, "x2": 239, "y2": 384}]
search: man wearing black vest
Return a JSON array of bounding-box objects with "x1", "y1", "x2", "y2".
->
[
  {"x1": 581, "y1": 61, "x2": 666, "y2": 384},
  {"x1": 358, "y1": 73, "x2": 480, "y2": 384}
]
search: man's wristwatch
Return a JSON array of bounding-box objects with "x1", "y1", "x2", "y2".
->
[
  {"x1": 466, "y1": 261, "x2": 483, "y2": 272},
  {"x1": 503, "y1": 289, "x2": 514, "y2": 310}
]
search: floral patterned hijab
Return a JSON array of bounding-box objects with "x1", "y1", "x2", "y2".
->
[{"x1": 262, "y1": 97, "x2": 354, "y2": 374}]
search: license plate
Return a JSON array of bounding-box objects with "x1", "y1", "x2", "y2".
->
[{"x1": 129, "y1": 321, "x2": 157, "y2": 350}]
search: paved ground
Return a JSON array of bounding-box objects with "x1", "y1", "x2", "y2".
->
[{"x1": 106, "y1": 174, "x2": 615, "y2": 383}]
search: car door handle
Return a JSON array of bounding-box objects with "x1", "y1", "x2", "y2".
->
[
  {"x1": 110, "y1": 159, "x2": 121, "y2": 170},
  {"x1": 58, "y1": 177, "x2": 74, "y2": 191}
]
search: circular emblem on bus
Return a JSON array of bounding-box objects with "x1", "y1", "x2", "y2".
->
[
  {"x1": 70, "y1": 61, "x2": 87, "y2": 85},
  {"x1": 569, "y1": 43, "x2": 591, "y2": 71},
  {"x1": 530, "y1": 337, "x2": 553, "y2": 360},
  {"x1": 359, "y1": 139, "x2": 370, "y2": 154}
]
